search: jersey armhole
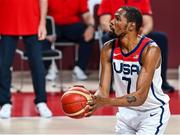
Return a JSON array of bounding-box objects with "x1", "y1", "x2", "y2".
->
[
  {"x1": 139, "y1": 40, "x2": 154, "y2": 65},
  {"x1": 110, "y1": 39, "x2": 116, "y2": 63}
]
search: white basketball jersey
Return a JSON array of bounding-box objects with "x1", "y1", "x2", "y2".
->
[{"x1": 112, "y1": 36, "x2": 170, "y2": 111}]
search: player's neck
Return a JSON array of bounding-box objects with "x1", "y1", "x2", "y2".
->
[{"x1": 120, "y1": 34, "x2": 141, "y2": 53}]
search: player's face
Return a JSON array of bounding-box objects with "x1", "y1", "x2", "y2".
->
[{"x1": 109, "y1": 8, "x2": 129, "y2": 38}]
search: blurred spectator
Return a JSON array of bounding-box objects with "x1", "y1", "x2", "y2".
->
[
  {"x1": 88, "y1": 0, "x2": 101, "y2": 15},
  {"x1": 41, "y1": 35, "x2": 58, "y2": 81},
  {"x1": 47, "y1": 0, "x2": 95, "y2": 80},
  {"x1": 98, "y1": 0, "x2": 174, "y2": 93},
  {"x1": 0, "y1": 0, "x2": 52, "y2": 118}
]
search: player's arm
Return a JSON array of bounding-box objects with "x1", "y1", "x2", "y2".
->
[
  {"x1": 84, "y1": 42, "x2": 112, "y2": 117},
  {"x1": 94, "y1": 44, "x2": 161, "y2": 107},
  {"x1": 95, "y1": 42, "x2": 113, "y2": 98}
]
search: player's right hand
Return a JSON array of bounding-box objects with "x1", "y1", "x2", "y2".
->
[{"x1": 84, "y1": 95, "x2": 96, "y2": 117}]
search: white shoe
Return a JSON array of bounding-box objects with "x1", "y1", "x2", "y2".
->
[
  {"x1": 46, "y1": 72, "x2": 57, "y2": 81},
  {"x1": 36, "y1": 102, "x2": 52, "y2": 118},
  {"x1": 0, "y1": 104, "x2": 12, "y2": 119},
  {"x1": 73, "y1": 66, "x2": 87, "y2": 80},
  {"x1": 46, "y1": 62, "x2": 58, "y2": 81}
]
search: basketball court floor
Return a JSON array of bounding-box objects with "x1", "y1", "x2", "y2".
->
[{"x1": 0, "y1": 70, "x2": 179, "y2": 134}]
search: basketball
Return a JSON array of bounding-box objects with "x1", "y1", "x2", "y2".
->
[{"x1": 61, "y1": 86, "x2": 93, "y2": 119}]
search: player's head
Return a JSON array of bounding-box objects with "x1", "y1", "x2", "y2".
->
[{"x1": 109, "y1": 6, "x2": 143, "y2": 38}]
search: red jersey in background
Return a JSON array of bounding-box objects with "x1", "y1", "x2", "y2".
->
[
  {"x1": 48, "y1": 0, "x2": 89, "y2": 25},
  {"x1": 0, "y1": 0, "x2": 40, "y2": 35},
  {"x1": 98, "y1": 0, "x2": 152, "y2": 18}
]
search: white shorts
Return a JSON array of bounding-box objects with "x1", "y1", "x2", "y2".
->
[{"x1": 115, "y1": 104, "x2": 170, "y2": 135}]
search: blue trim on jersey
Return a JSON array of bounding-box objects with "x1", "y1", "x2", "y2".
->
[
  {"x1": 151, "y1": 84, "x2": 165, "y2": 105},
  {"x1": 111, "y1": 39, "x2": 116, "y2": 63},
  {"x1": 151, "y1": 83, "x2": 165, "y2": 135},
  {"x1": 139, "y1": 40, "x2": 154, "y2": 65},
  {"x1": 155, "y1": 106, "x2": 165, "y2": 135},
  {"x1": 121, "y1": 36, "x2": 145, "y2": 57}
]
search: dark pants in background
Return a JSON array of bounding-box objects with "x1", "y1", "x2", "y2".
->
[
  {"x1": 43, "y1": 22, "x2": 94, "y2": 71},
  {"x1": 0, "y1": 35, "x2": 47, "y2": 106}
]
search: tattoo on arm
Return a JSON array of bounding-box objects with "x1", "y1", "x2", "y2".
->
[{"x1": 126, "y1": 96, "x2": 137, "y2": 104}]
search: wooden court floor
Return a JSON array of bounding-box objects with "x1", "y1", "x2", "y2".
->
[
  {"x1": 1, "y1": 70, "x2": 178, "y2": 134},
  {"x1": 0, "y1": 116, "x2": 180, "y2": 134}
]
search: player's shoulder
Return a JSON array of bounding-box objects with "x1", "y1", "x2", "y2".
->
[
  {"x1": 146, "y1": 42, "x2": 161, "y2": 55},
  {"x1": 101, "y1": 39, "x2": 115, "y2": 59},
  {"x1": 103, "y1": 38, "x2": 115, "y2": 49},
  {"x1": 142, "y1": 38, "x2": 161, "y2": 61},
  {"x1": 141, "y1": 36, "x2": 159, "y2": 50},
  {"x1": 144, "y1": 37, "x2": 160, "y2": 51},
  {"x1": 101, "y1": 39, "x2": 115, "y2": 53}
]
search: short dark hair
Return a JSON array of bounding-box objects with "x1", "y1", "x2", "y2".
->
[{"x1": 120, "y1": 6, "x2": 143, "y2": 32}]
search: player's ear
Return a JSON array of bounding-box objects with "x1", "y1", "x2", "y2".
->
[{"x1": 128, "y1": 22, "x2": 135, "y2": 31}]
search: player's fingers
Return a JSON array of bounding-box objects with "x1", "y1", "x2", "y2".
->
[
  {"x1": 84, "y1": 111, "x2": 93, "y2": 117},
  {"x1": 85, "y1": 104, "x2": 94, "y2": 111},
  {"x1": 87, "y1": 99, "x2": 94, "y2": 106},
  {"x1": 84, "y1": 104, "x2": 95, "y2": 117}
]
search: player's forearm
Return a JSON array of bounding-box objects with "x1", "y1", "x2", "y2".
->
[
  {"x1": 109, "y1": 92, "x2": 146, "y2": 107},
  {"x1": 96, "y1": 91, "x2": 147, "y2": 107},
  {"x1": 39, "y1": 0, "x2": 48, "y2": 25},
  {"x1": 95, "y1": 87, "x2": 110, "y2": 98}
]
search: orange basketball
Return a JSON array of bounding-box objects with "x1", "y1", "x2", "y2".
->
[{"x1": 61, "y1": 86, "x2": 92, "y2": 119}]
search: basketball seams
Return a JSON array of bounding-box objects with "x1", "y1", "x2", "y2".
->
[
  {"x1": 63, "y1": 105, "x2": 88, "y2": 117},
  {"x1": 69, "y1": 86, "x2": 90, "y2": 94},
  {"x1": 62, "y1": 100, "x2": 87, "y2": 105},
  {"x1": 61, "y1": 86, "x2": 93, "y2": 118},
  {"x1": 61, "y1": 90, "x2": 92, "y2": 102}
]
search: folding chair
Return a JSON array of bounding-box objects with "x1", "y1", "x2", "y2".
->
[{"x1": 15, "y1": 16, "x2": 63, "y2": 92}]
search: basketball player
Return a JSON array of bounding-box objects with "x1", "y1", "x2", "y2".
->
[
  {"x1": 98, "y1": 0, "x2": 175, "y2": 93},
  {"x1": 85, "y1": 6, "x2": 170, "y2": 135}
]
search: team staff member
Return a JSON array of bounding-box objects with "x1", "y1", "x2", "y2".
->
[
  {"x1": 48, "y1": 0, "x2": 95, "y2": 80},
  {"x1": 0, "y1": 0, "x2": 52, "y2": 118},
  {"x1": 85, "y1": 7, "x2": 170, "y2": 134},
  {"x1": 98, "y1": 0, "x2": 174, "y2": 93}
]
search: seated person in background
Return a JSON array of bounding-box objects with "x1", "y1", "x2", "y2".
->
[
  {"x1": 47, "y1": 0, "x2": 95, "y2": 80},
  {"x1": 97, "y1": 0, "x2": 174, "y2": 92},
  {"x1": 41, "y1": 34, "x2": 59, "y2": 81}
]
